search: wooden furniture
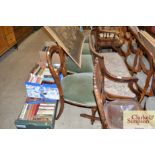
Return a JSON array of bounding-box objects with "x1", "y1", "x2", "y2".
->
[
  {"x1": 0, "y1": 26, "x2": 34, "y2": 56},
  {"x1": 44, "y1": 26, "x2": 85, "y2": 67},
  {"x1": 46, "y1": 45, "x2": 99, "y2": 124},
  {"x1": 92, "y1": 26, "x2": 125, "y2": 51},
  {"x1": 0, "y1": 26, "x2": 16, "y2": 56},
  {"x1": 92, "y1": 52, "x2": 141, "y2": 128},
  {"x1": 89, "y1": 33, "x2": 140, "y2": 100},
  {"x1": 13, "y1": 26, "x2": 33, "y2": 43}
]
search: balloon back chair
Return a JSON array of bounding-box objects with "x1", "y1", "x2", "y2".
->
[
  {"x1": 46, "y1": 45, "x2": 99, "y2": 124},
  {"x1": 89, "y1": 32, "x2": 142, "y2": 128},
  {"x1": 93, "y1": 57, "x2": 142, "y2": 128}
]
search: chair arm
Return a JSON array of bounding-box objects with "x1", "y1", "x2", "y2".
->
[{"x1": 100, "y1": 58, "x2": 138, "y2": 83}]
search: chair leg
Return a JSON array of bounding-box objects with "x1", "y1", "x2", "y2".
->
[
  {"x1": 56, "y1": 98, "x2": 65, "y2": 120},
  {"x1": 80, "y1": 107, "x2": 99, "y2": 124},
  {"x1": 91, "y1": 107, "x2": 98, "y2": 124}
]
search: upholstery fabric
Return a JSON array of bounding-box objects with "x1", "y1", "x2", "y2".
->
[
  {"x1": 146, "y1": 97, "x2": 155, "y2": 110},
  {"x1": 66, "y1": 55, "x2": 93, "y2": 73},
  {"x1": 141, "y1": 56, "x2": 150, "y2": 70},
  {"x1": 82, "y1": 43, "x2": 90, "y2": 55},
  {"x1": 121, "y1": 41, "x2": 128, "y2": 54},
  {"x1": 101, "y1": 52, "x2": 136, "y2": 98},
  {"x1": 61, "y1": 73, "x2": 96, "y2": 106},
  {"x1": 126, "y1": 53, "x2": 139, "y2": 69},
  {"x1": 134, "y1": 71, "x2": 152, "y2": 93}
]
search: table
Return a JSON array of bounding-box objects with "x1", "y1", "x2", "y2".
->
[{"x1": 44, "y1": 26, "x2": 85, "y2": 68}]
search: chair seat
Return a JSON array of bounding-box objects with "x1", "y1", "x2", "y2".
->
[
  {"x1": 134, "y1": 71, "x2": 152, "y2": 93},
  {"x1": 126, "y1": 53, "x2": 139, "y2": 69},
  {"x1": 66, "y1": 55, "x2": 93, "y2": 73},
  {"x1": 104, "y1": 99, "x2": 141, "y2": 128},
  {"x1": 82, "y1": 43, "x2": 90, "y2": 55},
  {"x1": 146, "y1": 97, "x2": 155, "y2": 110},
  {"x1": 104, "y1": 78, "x2": 136, "y2": 98},
  {"x1": 101, "y1": 52, "x2": 136, "y2": 98},
  {"x1": 61, "y1": 73, "x2": 96, "y2": 107}
]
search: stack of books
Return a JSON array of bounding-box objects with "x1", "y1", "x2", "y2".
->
[
  {"x1": 25, "y1": 64, "x2": 62, "y2": 101},
  {"x1": 15, "y1": 44, "x2": 61, "y2": 129},
  {"x1": 15, "y1": 99, "x2": 57, "y2": 129}
]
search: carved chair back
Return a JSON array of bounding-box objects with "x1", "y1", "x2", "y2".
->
[
  {"x1": 46, "y1": 45, "x2": 67, "y2": 119},
  {"x1": 89, "y1": 32, "x2": 140, "y2": 101}
]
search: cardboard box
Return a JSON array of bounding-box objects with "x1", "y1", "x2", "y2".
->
[{"x1": 15, "y1": 100, "x2": 58, "y2": 129}]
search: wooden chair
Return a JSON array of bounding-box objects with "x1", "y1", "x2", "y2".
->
[
  {"x1": 89, "y1": 32, "x2": 143, "y2": 128},
  {"x1": 66, "y1": 41, "x2": 94, "y2": 74},
  {"x1": 42, "y1": 40, "x2": 94, "y2": 74},
  {"x1": 89, "y1": 32, "x2": 140, "y2": 101},
  {"x1": 46, "y1": 44, "x2": 99, "y2": 124},
  {"x1": 92, "y1": 26, "x2": 125, "y2": 51},
  {"x1": 66, "y1": 31, "x2": 94, "y2": 74},
  {"x1": 93, "y1": 56, "x2": 141, "y2": 128}
]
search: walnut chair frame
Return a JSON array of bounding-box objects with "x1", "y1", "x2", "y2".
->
[
  {"x1": 46, "y1": 45, "x2": 99, "y2": 124},
  {"x1": 93, "y1": 57, "x2": 142, "y2": 128},
  {"x1": 89, "y1": 33, "x2": 141, "y2": 101},
  {"x1": 92, "y1": 27, "x2": 125, "y2": 51}
]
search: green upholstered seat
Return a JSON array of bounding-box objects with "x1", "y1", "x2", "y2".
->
[
  {"x1": 66, "y1": 55, "x2": 93, "y2": 73},
  {"x1": 61, "y1": 73, "x2": 96, "y2": 107},
  {"x1": 82, "y1": 43, "x2": 90, "y2": 55},
  {"x1": 134, "y1": 71, "x2": 152, "y2": 93},
  {"x1": 146, "y1": 97, "x2": 155, "y2": 110}
]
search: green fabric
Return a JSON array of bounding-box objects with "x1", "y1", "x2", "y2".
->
[
  {"x1": 67, "y1": 55, "x2": 93, "y2": 73},
  {"x1": 82, "y1": 43, "x2": 90, "y2": 55},
  {"x1": 61, "y1": 73, "x2": 96, "y2": 107}
]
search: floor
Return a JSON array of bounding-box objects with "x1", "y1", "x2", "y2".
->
[{"x1": 0, "y1": 28, "x2": 101, "y2": 129}]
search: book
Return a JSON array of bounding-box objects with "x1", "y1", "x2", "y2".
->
[{"x1": 19, "y1": 104, "x2": 29, "y2": 120}]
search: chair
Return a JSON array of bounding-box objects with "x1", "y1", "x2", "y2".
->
[
  {"x1": 89, "y1": 32, "x2": 140, "y2": 101},
  {"x1": 93, "y1": 57, "x2": 141, "y2": 128},
  {"x1": 92, "y1": 26, "x2": 125, "y2": 51},
  {"x1": 66, "y1": 42, "x2": 93, "y2": 73},
  {"x1": 89, "y1": 32, "x2": 143, "y2": 128},
  {"x1": 66, "y1": 34, "x2": 94, "y2": 74},
  {"x1": 93, "y1": 56, "x2": 141, "y2": 128},
  {"x1": 133, "y1": 45, "x2": 154, "y2": 103},
  {"x1": 42, "y1": 40, "x2": 94, "y2": 74},
  {"x1": 46, "y1": 44, "x2": 99, "y2": 124}
]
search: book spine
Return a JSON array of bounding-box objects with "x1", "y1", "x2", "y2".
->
[
  {"x1": 19, "y1": 104, "x2": 29, "y2": 120},
  {"x1": 30, "y1": 64, "x2": 39, "y2": 74},
  {"x1": 29, "y1": 104, "x2": 38, "y2": 120}
]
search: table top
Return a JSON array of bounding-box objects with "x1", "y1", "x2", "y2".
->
[{"x1": 44, "y1": 26, "x2": 85, "y2": 68}]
